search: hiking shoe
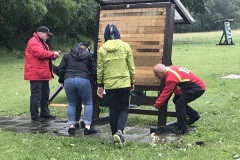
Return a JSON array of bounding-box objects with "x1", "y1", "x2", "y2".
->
[
  {"x1": 75, "y1": 123, "x2": 80, "y2": 129},
  {"x1": 31, "y1": 117, "x2": 44, "y2": 122},
  {"x1": 188, "y1": 114, "x2": 200, "y2": 125},
  {"x1": 68, "y1": 127, "x2": 75, "y2": 135},
  {"x1": 40, "y1": 114, "x2": 56, "y2": 120},
  {"x1": 84, "y1": 128, "x2": 97, "y2": 135},
  {"x1": 113, "y1": 130, "x2": 125, "y2": 148},
  {"x1": 172, "y1": 129, "x2": 189, "y2": 135}
]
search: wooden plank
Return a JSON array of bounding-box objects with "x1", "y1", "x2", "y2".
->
[
  {"x1": 134, "y1": 56, "x2": 162, "y2": 66},
  {"x1": 99, "y1": 29, "x2": 166, "y2": 35},
  {"x1": 136, "y1": 66, "x2": 155, "y2": 70},
  {"x1": 123, "y1": 36, "x2": 164, "y2": 41},
  {"x1": 120, "y1": 34, "x2": 164, "y2": 38},
  {"x1": 99, "y1": 22, "x2": 166, "y2": 33},
  {"x1": 131, "y1": 45, "x2": 164, "y2": 50},
  {"x1": 135, "y1": 74, "x2": 156, "y2": 79},
  {"x1": 97, "y1": 34, "x2": 165, "y2": 42},
  {"x1": 127, "y1": 41, "x2": 164, "y2": 46},
  {"x1": 49, "y1": 104, "x2": 68, "y2": 107},
  {"x1": 134, "y1": 71, "x2": 158, "y2": 76},
  {"x1": 98, "y1": 27, "x2": 165, "y2": 35},
  {"x1": 132, "y1": 48, "x2": 163, "y2": 53},
  {"x1": 135, "y1": 70, "x2": 156, "y2": 74},
  {"x1": 100, "y1": 7, "x2": 166, "y2": 15},
  {"x1": 135, "y1": 70, "x2": 155, "y2": 75},
  {"x1": 135, "y1": 75, "x2": 155, "y2": 79},
  {"x1": 97, "y1": 38, "x2": 164, "y2": 44},
  {"x1": 99, "y1": 19, "x2": 166, "y2": 27},
  {"x1": 134, "y1": 85, "x2": 160, "y2": 91},
  {"x1": 130, "y1": 96, "x2": 157, "y2": 105},
  {"x1": 134, "y1": 78, "x2": 160, "y2": 86},
  {"x1": 129, "y1": 108, "x2": 158, "y2": 115},
  {"x1": 133, "y1": 52, "x2": 163, "y2": 57},
  {"x1": 101, "y1": 7, "x2": 166, "y2": 12},
  {"x1": 100, "y1": 11, "x2": 166, "y2": 19},
  {"x1": 128, "y1": 43, "x2": 163, "y2": 48},
  {"x1": 129, "y1": 109, "x2": 176, "y2": 117},
  {"x1": 100, "y1": 12, "x2": 166, "y2": 20},
  {"x1": 99, "y1": 15, "x2": 166, "y2": 22},
  {"x1": 96, "y1": 45, "x2": 164, "y2": 54}
]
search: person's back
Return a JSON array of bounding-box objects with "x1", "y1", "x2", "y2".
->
[
  {"x1": 58, "y1": 48, "x2": 96, "y2": 83},
  {"x1": 165, "y1": 65, "x2": 206, "y2": 92},
  {"x1": 98, "y1": 39, "x2": 134, "y2": 89}
]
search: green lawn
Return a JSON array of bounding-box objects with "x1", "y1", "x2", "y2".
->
[{"x1": 0, "y1": 31, "x2": 240, "y2": 159}]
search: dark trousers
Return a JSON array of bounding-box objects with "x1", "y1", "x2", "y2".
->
[
  {"x1": 30, "y1": 80, "x2": 50, "y2": 118},
  {"x1": 75, "y1": 97, "x2": 82, "y2": 122},
  {"x1": 173, "y1": 90, "x2": 205, "y2": 131},
  {"x1": 105, "y1": 88, "x2": 130, "y2": 135}
]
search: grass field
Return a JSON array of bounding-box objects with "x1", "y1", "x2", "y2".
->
[{"x1": 0, "y1": 30, "x2": 240, "y2": 159}]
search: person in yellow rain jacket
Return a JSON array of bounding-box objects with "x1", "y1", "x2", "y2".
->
[{"x1": 97, "y1": 23, "x2": 135, "y2": 148}]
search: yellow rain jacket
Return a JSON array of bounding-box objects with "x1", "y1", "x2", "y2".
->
[{"x1": 97, "y1": 39, "x2": 135, "y2": 89}]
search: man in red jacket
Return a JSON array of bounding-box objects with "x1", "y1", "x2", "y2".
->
[
  {"x1": 24, "y1": 26, "x2": 61, "y2": 122},
  {"x1": 153, "y1": 63, "x2": 206, "y2": 135}
]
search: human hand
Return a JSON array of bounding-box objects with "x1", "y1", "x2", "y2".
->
[
  {"x1": 97, "y1": 87, "x2": 104, "y2": 98},
  {"x1": 53, "y1": 51, "x2": 61, "y2": 58},
  {"x1": 153, "y1": 104, "x2": 160, "y2": 109},
  {"x1": 130, "y1": 84, "x2": 135, "y2": 91}
]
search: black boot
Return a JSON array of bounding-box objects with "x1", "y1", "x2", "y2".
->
[
  {"x1": 84, "y1": 128, "x2": 97, "y2": 135},
  {"x1": 68, "y1": 127, "x2": 75, "y2": 135}
]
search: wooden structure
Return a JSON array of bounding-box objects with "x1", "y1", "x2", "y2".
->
[
  {"x1": 215, "y1": 19, "x2": 235, "y2": 45},
  {"x1": 93, "y1": 0, "x2": 195, "y2": 133},
  {"x1": 49, "y1": 0, "x2": 195, "y2": 134}
]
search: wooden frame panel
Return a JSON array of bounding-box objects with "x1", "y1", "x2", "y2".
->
[{"x1": 94, "y1": 2, "x2": 175, "y2": 89}]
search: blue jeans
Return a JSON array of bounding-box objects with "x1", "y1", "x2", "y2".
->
[{"x1": 64, "y1": 77, "x2": 93, "y2": 125}]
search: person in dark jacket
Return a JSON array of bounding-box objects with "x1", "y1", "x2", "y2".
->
[
  {"x1": 153, "y1": 63, "x2": 206, "y2": 135},
  {"x1": 24, "y1": 26, "x2": 61, "y2": 122},
  {"x1": 53, "y1": 42, "x2": 94, "y2": 128},
  {"x1": 58, "y1": 42, "x2": 97, "y2": 135}
]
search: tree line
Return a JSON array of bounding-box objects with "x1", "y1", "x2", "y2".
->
[
  {"x1": 0, "y1": 0, "x2": 239, "y2": 51},
  {"x1": 0, "y1": 0, "x2": 97, "y2": 51}
]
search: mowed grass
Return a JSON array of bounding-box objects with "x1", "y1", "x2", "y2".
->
[{"x1": 0, "y1": 30, "x2": 240, "y2": 159}]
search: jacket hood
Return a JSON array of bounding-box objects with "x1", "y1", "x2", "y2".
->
[
  {"x1": 104, "y1": 23, "x2": 121, "y2": 42},
  {"x1": 102, "y1": 40, "x2": 122, "y2": 52},
  {"x1": 70, "y1": 48, "x2": 89, "y2": 60}
]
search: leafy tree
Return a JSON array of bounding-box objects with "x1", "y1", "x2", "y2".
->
[
  {"x1": 0, "y1": 0, "x2": 48, "y2": 50},
  {"x1": 181, "y1": 0, "x2": 207, "y2": 14},
  {"x1": 40, "y1": 0, "x2": 97, "y2": 46}
]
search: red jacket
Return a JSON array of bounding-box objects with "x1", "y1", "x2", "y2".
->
[
  {"x1": 24, "y1": 33, "x2": 55, "y2": 80},
  {"x1": 154, "y1": 65, "x2": 206, "y2": 108}
]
